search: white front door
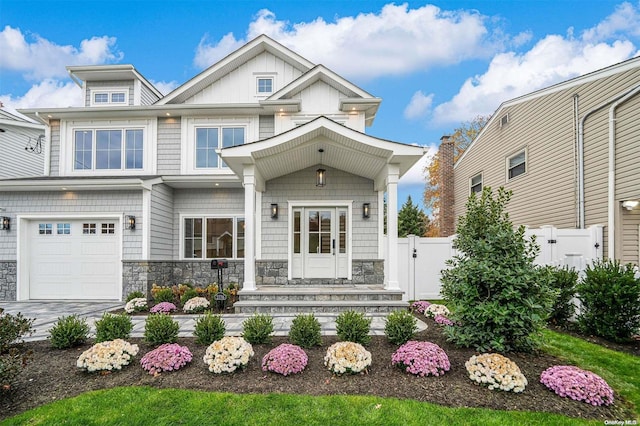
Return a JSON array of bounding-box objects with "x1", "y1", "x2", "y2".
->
[{"x1": 292, "y1": 207, "x2": 349, "y2": 279}]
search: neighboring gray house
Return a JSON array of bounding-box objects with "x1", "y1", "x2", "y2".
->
[
  {"x1": 0, "y1": 107, "x2": 45, "y2": 178},
  {"x1": 0, "y1": 35, "x2": 426, "y2": 306},
  {"x1": 448, "y1": 56, "x2": 640, "y2": 265}
]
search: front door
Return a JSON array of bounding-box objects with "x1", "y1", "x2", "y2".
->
[{"x1": 292, "y1": 207, "x2": 349, "y2": 279}]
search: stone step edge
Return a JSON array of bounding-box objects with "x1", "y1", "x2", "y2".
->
[
  {"x1": 238, "y1": 289, "x2": 404, "y2": 295},
  {"x1": 233, "y1": 300, "x2": 409, "y2": 307}
]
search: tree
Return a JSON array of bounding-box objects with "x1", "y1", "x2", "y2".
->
[
  {"x1": 397, "y1": 196, "x2": 429, "y2": 237},
  {"x1": 423, "y1": 115, "x2": 490, "y2": 236}
]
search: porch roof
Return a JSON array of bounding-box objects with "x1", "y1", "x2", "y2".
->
[{"x1": 219, "y1": 116, "x2": 426, "y2": 190}]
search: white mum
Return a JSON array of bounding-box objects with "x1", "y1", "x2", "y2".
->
[
  {"x1": 424, "y1": 304, "x2": 450, "y2": 318},
  {"x1": 183, "y1": 296, "x2": 210, "y2": 313},
  {"x1": 465, "y1": 353, "x2": 528, "y2": 393},
  {"x1": 124, "y1": 297, "x2": 148, "y2": 313},
  {"x1": 324, "y1": 341, "x2": 372, "y2": 374},
  {"x1": 203, "y1": 336, "x2": 254, "y2": 373},
  {"x1": 77, "y1": 339, "x2": 139, "y2": 372}
]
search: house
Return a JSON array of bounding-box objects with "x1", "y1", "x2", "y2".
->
[
  {"x1": 443, "y1": 56, "x2": 640, "y2": 265},
  {"x1": 0, "y1": 35, "x2": 426, "y2": 308},
  {"x1": 0, "y1": 106, "x2": 45, "y2": 179}
]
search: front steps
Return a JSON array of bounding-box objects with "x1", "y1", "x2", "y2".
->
[{"x1": 234, "y1": 285, "x2": 408, "y2": 314}]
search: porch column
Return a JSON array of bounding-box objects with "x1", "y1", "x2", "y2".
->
[
  {"x1": 386, "y1": 165, "x2": 400, "y2": 290},
  {"x1": 243, "y1": 166, "x2": 257, "y2": 291}
]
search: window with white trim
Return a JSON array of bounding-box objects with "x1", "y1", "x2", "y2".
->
[
  {"x1": 507, "y1": 149, "x2": 526, "y2": 180},
  {"x1": 90, "y1": 89, "x2": 128, "y2": 106},
  {"x1": 194, "y1": 127, "x2": 245, "y2": 169},
  {"x1": 183, "y1": 216, "x2": 245, "y2": 259},
  {"x1": 83, "y1": 223, "x2": 97, "y2": 234},
  {"x1": 470, "y1": 173, "x2": 483, "y2": 194},
  {"x1": 256, "y1": 77, "x2": 273, "y2": 94},
  {"x1": 39, "y1": 224, "x2": 53, "y2": 235},
  {"x1": 101, "y1": 223, "x2": 115, "y2": 234},
  {"x1": 74, "y1": 129, "x2": 144, "y2": 170},
  {"x1": 57, "y1": 223, "x2": 71, "y2": 235}
]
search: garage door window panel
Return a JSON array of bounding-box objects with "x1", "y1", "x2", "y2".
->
[
  {"x1": 101, "y1": 223, "x2": 115, "y2": 235},
  {"x1": 83, "y1": 223, "x2": 97, "y2": 235},
  {"x1": 39, "y1": 224, "x2": 52, "y2": 235},
  {"x1": 57, "y1": 223, "x2": 71, "y2": 235}
]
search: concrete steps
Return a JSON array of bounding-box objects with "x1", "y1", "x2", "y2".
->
[{"x1": 234, "y1": 285, "x2": 408, "y2": 314}]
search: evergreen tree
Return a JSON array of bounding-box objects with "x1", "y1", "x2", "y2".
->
[{"x1": 398, "y1": 196, "x2": 429, "y2": 237}]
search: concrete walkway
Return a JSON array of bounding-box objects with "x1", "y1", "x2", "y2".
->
[{"x1": 0, "y1": 301, "x2": 427, "y2": 342}]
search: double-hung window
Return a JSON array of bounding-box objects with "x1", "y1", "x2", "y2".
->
[
  {"x1": 195, "y1": 127, "x2": 245, "y2": 169},
  {"x1": 74, "y1": 129, "x2": 144, "y2": 171},
  {"x1": 507, "y1": 149, "x2": 526, "y2": 180},
  {"x1": 183, "y1": 216, "x2": 245, "y2": 259},
  {"x1": 470, "y1": 173, "x2": 483, "y2": 194}
]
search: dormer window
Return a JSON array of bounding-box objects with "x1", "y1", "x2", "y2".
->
[{"x1": 90, "y1": 89, "x2": 128, "y2": 106}]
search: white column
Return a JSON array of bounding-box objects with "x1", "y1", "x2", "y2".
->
[
  {"x1": 243, "y1": 166, "x2": 257, "y2": 291},
  {"x1": 386, "y1": 165, "x2": 400, "y2": 290}
]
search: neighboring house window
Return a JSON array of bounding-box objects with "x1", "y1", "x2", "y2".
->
[
  {"x1": 39, "y1": 224, "x2": 52, "y2": 235},
  {"x1": 91, "y1": 89, "x2": 128, "y2": 106},
  {"x1": 470, "y1": 173, "x2": 483, "y2": 194},
  {"x1": 508, "y1": 150, "x2": 526, "y2": 180},
  {"x1": 500, "y1": 113, "x2": 509, "y2": 128},
  {"x1": 74, "y1": 129, "x2": 144, "y2": 171},
  {"x1": 195, "y1": 127, "x2": 245, "y2": 169},
  {"x1": 257, "y1": 77, "x2": 273, "y2": 94},
  {"x1": 57, "y1": 223, "x2": 71, "y2": 235},
  {"x1": 183, "y1": 216, "x2": 245, "y2": 259}
]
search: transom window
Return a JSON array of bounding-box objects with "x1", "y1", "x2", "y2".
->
[
  {"x1": 74, "y1": 129, "x2": 144, "y2": 170},
  {"x1": 470, "y1": 173, "x2": 483, "y2": 194},
  {"x1": 257, "y1": 77, "x2": 273, "y2": 94},
  {"x1": 91, "y1": 90, "x2": 128, "y2": 106},
  {"x1": 507, "y1": 150, "x2": 526, "y2": 180},
  {"x1": 183, "y1": 217, "x2": 244, "y2": 259},
  {"x1": 195, "y1": 127, "x2": 245, "y2": 169}
]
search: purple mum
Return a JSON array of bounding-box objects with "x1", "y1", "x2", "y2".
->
[
  {"x1": 410, "y1": 301, "x2": 431, "y2": 314},
  {"x1": 540, "y1": 365, "x2": 614, "y2": 406},
  {"x1": 391, "y1": 340, "x2": 450, "y2": 377},
  {"x1": 262, "y1": 343, "x2": 308, "y2": 376},
  {"x1": 150, "y1": 302, "x2": 177, "y2": 314},
  {"x1": 140, "y1": 343, "x2": 193, "y2": 375}
]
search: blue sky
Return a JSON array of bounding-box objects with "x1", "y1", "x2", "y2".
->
[{"x1": 2, "y1": 0, "x2": 640, "y2": 212}]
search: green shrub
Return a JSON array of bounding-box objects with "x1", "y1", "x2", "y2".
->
[
  {"x1": 335, "y1": 310, "x2": 372, "y2": 345},
  {"x1": 576, "y1": 259, "x2": 640, "y2": 342},
  {"x1": 153, "y1": 288, "x2": 175, "y2": 304},
  {"x1": 180, "y1": 289, "x2": 199, "y2": 306},
  {"x1": 48, "y1": 315, "x2": 90, "y2": 349},
  {"x1": 94, "y1": 313, "x2": 133, "y2": 343},
  {"x1": 440, "y1": 187, "x2": 555, "y2": 353},
  {"x1": 0, "y1": 348, "x2": 31, "y2": 392},
  {"x1": 288, "y1": 314, "x2": 322, "y2": 349},
  {"x1": 242, "y1": 313, "x2": 274, "y2": 344},
  {"x1": 384, "y1": 310, "x2": 418, "y2": 345},
  {"x1": 193, "y1": 312, "x2": 226, "y2": 345},
  {"x1": 0, "y1": 311, "x2": 35, "y2": 353},
  {"x1": 144, "y1": 314, "x2": 180, "y2": 345},
  {"x1": 544, "y1": 265, "x2": 579, "y2": 326},
  {"x1": 126, "y1": 291, "x2": 145, "y2": 302}
]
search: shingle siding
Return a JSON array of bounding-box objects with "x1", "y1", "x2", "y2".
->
[
  {"x1": 150, "y1": 184, "x2": 174, "y2": 259},
  {"x1": 49, "y1": 120, "x2": 61, "y2": 176},
  {"x1": 157, "y1": 117, "x2": 182, "y2": 175},
  {"x1": 259, "y1": 115, "x2": 275, "y2": 140}
]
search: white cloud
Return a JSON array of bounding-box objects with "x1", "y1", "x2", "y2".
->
[
  {"x1": 0, "y1": 80, "x2": 82, "y2": 112},
  {"x1": 0, "y1": 26, "x2": 123, "y2": 81},
  {"x1": 399, "y1": 143, "x2": 438, "y2": 185},
  {"x1": 431, "y1": 5, "x2": 639, "y2": 125},
  {"x1": 194, "y1": 4, "x2": 505, "y2": 79},
  {"x1": 404, "y1": 91, "x2": 434, "y2": 120},
  {"x1": 582, "y1": 1, "x2": 640, "y2": 42},
  {"x1": 151, "y1": 80, "x2": 180, "y2": 96}
]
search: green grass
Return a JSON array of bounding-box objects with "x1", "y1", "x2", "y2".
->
[{"x1": 2, "y1": 387, "x2": 596, "y2": 426}]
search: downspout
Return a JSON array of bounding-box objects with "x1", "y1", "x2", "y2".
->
[
  {"x1": 607, "y1": 85, "x2": 640, "y2": 260},
  {"x1": 573, "y1": 94, "x2": 579, "y2": 228}
]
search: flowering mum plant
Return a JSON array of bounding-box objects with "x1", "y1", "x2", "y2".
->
[
  {"x1": 391, "y1": 341, "x2": 450, "y2": 377},
  {"x1": 76, "y1": 339, "x2": 139, "y2": 372},
  {"x1": 324, "y1": 341, "x2": 372, "y2": 375},
  {"x1": 124, "y1": 298, "x2": 148, "y2": 314},
  {"x1": 424, "y1": 304, "x2": 450, "y2": 318},
  {"x1": 182, "y1": 297, "x2": 210, "y2": 314},
  {"x1": 140, "y1": 343, "x2": 193, "y2": 375},
  {"x1": 465, "y1": 353, "x2": 527, "y2": 393},
  {"x1": 540, "y1": 365, "x2": 614, "y2": 406},
  {"x1": 434, "y1": 314, "x2": 454, "y2": 326},
  {"x1": 203, "y1": 336, "x2": 254, "y2": 374},
  {"x1": 150, "y1": 302, "x2": 177, "y2": 314},
  {"x1": 262, "y1": 343, "x2": 308, "y2": 376},
  {"x1": 410, "y1": 301, "x2": 431, "y2": 314}
]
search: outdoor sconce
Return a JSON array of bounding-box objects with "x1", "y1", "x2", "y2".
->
[
  {"x1": 363, "y1": 203, "x2": 370, "y2": 219},
  {"x1": 622, "y1": 200, "x2": 639, "y2": 211},
  {"x1": 271, "y1": 203, "x2": 278, "y2": 219},
  {"x1": 1, "y1": 216, "x2": 10, "y2": 231},
  {"x1": 126, "y1": 215, "x2": 136, "y2": 230}
]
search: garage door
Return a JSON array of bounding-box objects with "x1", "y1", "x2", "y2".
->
[{"x1": 29, "y1": 219, "x2": 120, "y2": 299}]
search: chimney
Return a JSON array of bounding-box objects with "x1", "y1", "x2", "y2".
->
[{"x1": 439, "y1": 135, "x2": 455, "y2": 237}]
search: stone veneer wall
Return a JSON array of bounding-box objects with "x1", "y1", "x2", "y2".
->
[
  {"x1": 255, "y1": 259, "x2": 384, "y2": 286},
  {"x1": 0, "y1": 261, "x2": 17, "y2": 301}
]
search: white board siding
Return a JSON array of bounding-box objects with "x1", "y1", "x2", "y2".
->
[
  {"x1": 184, "y1": 51, "x2": 304, "y2": 104},
  {"x1": 261, "y1": 166, "x2": 377, "y2": 260},
  {"x1": 157, "y1": 117, "x2": 182, "y2": 175},
  {"x1": 0, "y1": 125, "x2": 44, "y2": 178},
  {"x1": 150, "y1": 184, "x2": 174, "y2": 259}
]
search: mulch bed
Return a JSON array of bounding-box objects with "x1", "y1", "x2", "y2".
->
[{"x1": 1, "y1": 317, "x2": 637, "y2": 422}]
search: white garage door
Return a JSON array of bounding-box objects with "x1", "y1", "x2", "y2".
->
[{"x1": 29, "y1": 219, "x2": 120, "y2": 299}]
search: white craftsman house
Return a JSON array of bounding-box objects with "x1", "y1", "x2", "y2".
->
[{"x1": 0, "y1": 35, "x2": 426, "y2": 311}]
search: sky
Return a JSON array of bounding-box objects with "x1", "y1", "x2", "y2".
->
[{"x1": 2, "y1": 0, "x2": 640, "y2": 212}]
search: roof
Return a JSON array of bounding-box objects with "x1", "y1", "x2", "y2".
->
[{"x1": 67, "y1": 64, "x2": 163, "y2": 99}]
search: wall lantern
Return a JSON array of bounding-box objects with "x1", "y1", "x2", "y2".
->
[
  {"x1": 622, "y1": 200, "x2": 639, "y2": 211},
  {"x1": 316, "y1": 148, "x2": 326, "y2": 187},
  {"x1": 271, "y1": 203, "x2": 279, "y2": 219},
  {"x1": 362, "y1": 203, "x2": 370, "y2": 219},
  {"x1": 1, "y1": 216, "x2": 10, "y2": 231},
  {"x1": 126, "y1": 215, "x2": 136, "y2": 230}
]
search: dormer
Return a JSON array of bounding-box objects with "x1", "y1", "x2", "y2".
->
[{"x1": 67, "y1": 64, "x2": 163, "y2": 107}]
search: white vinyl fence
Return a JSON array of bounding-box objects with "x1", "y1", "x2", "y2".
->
[{"x1": 385, "y1": 225, "x2": 604, "y2": 302}]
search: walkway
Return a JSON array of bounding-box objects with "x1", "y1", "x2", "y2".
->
[{"x1": 0, "y1": 301, "x2": 427, "y2": 342}]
